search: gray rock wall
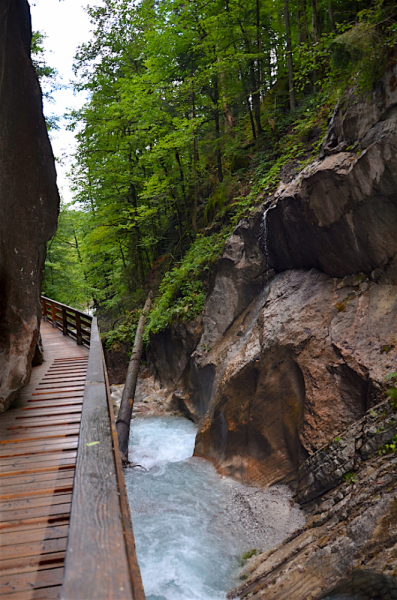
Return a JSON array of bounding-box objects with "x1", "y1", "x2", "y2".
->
[
  {"x1": 297, "y1": 398, "x2": 397, "y2": 503},
  {"x1": 229, "y1": 447, "x2": 397, "y2": 600},
  {"x1": 194, "y1": 269, "x2": 397, "y2": 486},
  {"x1": 0, "y1": 0, "x2": 60, "y2": 412}
]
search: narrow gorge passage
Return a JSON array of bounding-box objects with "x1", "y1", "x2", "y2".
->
[{"x1": 124, "y1": 416, "x2": 304, "y2": 600}]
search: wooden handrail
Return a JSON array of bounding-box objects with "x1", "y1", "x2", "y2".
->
[
  {"x1": 61, "y1": 318, "x2": 145, "y2": 600},
  {"x1": 41, "y1": 296, "x2": 93, "y2": 347}
]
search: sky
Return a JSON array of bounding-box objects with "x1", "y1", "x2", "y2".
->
[{"x1": 30, "y1": 0, "x2": 96, "y2": 203}]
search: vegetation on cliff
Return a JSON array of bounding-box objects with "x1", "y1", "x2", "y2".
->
[{"x1": 40, "y1": 0, "x2": 397, "y2": 347}]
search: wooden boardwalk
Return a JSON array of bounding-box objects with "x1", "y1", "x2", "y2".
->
[{"x1": 0, "y1": 321, "x2": 89, "y2": 599}]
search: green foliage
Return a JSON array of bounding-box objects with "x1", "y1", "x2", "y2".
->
[
  {"x1": 239, "y1": 548, "x2": 258, "y2": 568},
  {"x1": 31, "y1": 31, "x2": 60, "y2": 131},
  {"x1": 378, "y1": 435, "x2": 397, "y2": 455},
  {"x1": 102, "y1": 311, "x2": 140, "y2": 351},
  {"x1": 343, "y1": 471, "x2": 356, "y2": 485},
  {"x1": 42, "y1": 204, "x2": 94, "y2": 310},
  {"x1": 146, "y1": 234, "x2": 225, "y2": 336}
]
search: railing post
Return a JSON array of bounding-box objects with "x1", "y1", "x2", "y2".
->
[
  {"x1": 51, "y1": 302, "x2": 57, "y2": 328},
  {"x1": 62, "y1": 307, "x2": 68, "y2": 336},
  {"x1": 75, "y1": 312, "x2": 82, "y2": 345},
  {"x1": 40, "y1": 296, "x2": 93, "y2": 347},
  {"x1": 42, "y1": 298, "x2": 48, "y2": 321}
]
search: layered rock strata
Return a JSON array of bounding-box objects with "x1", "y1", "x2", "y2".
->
[
  {"x1": 0, "y1": 0, "x2": 59, "y2": 411},
  {"x1": 228, "y1": 402, "x2": 397, "y2": 600}
]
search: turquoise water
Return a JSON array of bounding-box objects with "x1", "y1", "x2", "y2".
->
[{"x1": 124, "y1": 416, "x2": 243, "y2": 600}]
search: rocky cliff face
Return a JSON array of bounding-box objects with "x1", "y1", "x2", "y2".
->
[
  {"x1": 228, "y1": 398, "x2": 397, "y2": 600},
  {"x1": 150, "y1": 60, "x2": 397, "y2": 489},
  {"x1": 0, "y1": 0, "x2": 60, "y2": 412}
]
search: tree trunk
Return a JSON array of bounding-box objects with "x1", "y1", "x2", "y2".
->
[
  {"x1": 327, "y1": 0, "x2": 335, "y2": 31},
  {"x1": 310, "y1": 0, "x2": 319, "y2": 42},
  {"x1": 191, "y1": 87, "x2": 199, "y2": 233},
  {"x1": 213, "y1": 77, "x2": 223, "y2": 183},
  {"x1": 284, "y1": 0, "x2": 296, "y2": 111},
  {"x1": 298, "y1": 0, "x2": 309, "y2": 43},
  {"x1": 116, "y1": 292, "x2": 152, "y2": 461}
]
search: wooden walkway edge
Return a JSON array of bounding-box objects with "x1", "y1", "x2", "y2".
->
[
  {"x1": 0, "y1": 308, "x2": 145, "y2": 600},
  {"x1": 61, "y1": 319, "x2": 144, "y2": 600}
]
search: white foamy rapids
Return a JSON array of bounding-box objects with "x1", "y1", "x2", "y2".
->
[
  {"x1": 125, "y1": 416, "x2": 304, "y2": 600},
  {"x1": 127, "y1": 417, "x2": 196, "y2": 470},
  {"x1": 125, "y1": 417, "x2": 241, "y2": 600}
]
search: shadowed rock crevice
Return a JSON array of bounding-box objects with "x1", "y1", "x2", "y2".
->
[
  {"x1": 321, "y1": 570, "x2": 397, "y2": 600},
  {"x1": 195, "y1": 351, "x2": 308, "y2": 486}
]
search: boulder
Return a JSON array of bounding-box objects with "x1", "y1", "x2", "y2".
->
[
  {"x1": 194, "y1": 270, "x2": 397, "y2": 486},
  {"x1": 255, "y1": 60, "x2": 397, "y2": 280},
  {"x1": 0, "y1": 0, "x2": 59, "y2": 412}
]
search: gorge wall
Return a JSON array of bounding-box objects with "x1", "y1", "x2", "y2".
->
[
  {"x1": 0, "y1": 0, "x2": 60, "y2": 412},
  {"x1": 149, "y1": 60, "x2": 397, "y2": 488}
]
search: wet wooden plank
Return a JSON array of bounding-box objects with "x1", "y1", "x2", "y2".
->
[
  {"x1": 17, "y1": 407, "x2": 82, "y2": 417},
  {"x1": 0, "y1": 459, "x2": 76, "y2": 478},
  {"x1": 0, "y1": 552, "x2": 65, "y2": 574},
  {"x1": 27, "y1": 394, "x2": 84, "y2": 402},
  {"x1": 0, "y1": 316, "x2": 144, "y2": 599},
  {"x1": 0, "y1": 512, "x2": 69, "y2": 534},
  {"x1": 0, "y1": 494, "x2": 72, "y2": 513},
  {"x1": 0, "y1": 439, "x2": 78, "y2": 458},
  {"x1": 0, "y1": 426, "x2": 81, "y2": 442},
  {"x1": 32, "y1": 386, "x2": 85, "y2": 394},
  {"x1": 37, "y1": 380, "x2": 86, "y2": 387},
  {"x1": 0, "y1": 510, "x2": 71, "y2": 532},
  {"x1": 0, "y1": 585, "x2": 62, "y2": 600},
  {"x1": 0, "y1": 566, "x2": 64, "y2": 595},
  {"x1": 103, "y1": 348, "x2": 146, "y2": 600},
  {"x1": 6, "y1": 416, "x2": 82, "y2": 429},
  {"x1": 0, "y1": 502, "x2": 71, "y2": 525},
  {"x1": 0, "y1": 451, "x2": 77, "y2": 468},
  {"x1": 0, "y1": 476, "x2": 74, "y2": 500},
  {"x1": 0, "y1": 537, "x2": 68, "y2": 562},
  {"x1": 23, "y1": 402, "x2": 83, "y2": 411},
  {"x1": 0, "y1": 525, "x2": 69, "y2": 546},
  {"x1": 1, "y1": 470, "x2": 74, "y2": 488}
]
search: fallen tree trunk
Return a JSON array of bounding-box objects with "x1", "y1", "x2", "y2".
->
[{"x1": 116, "y1": 292, "x2": 152, "y2": 462}]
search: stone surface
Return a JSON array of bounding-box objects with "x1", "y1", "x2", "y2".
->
[
  {"x1": 147, "y1": 60, "x2": 397, "y2": 495},
  {"x1": 228, "y1": 446, "x2": 397, "y2": 600},
  {"x1": 255, "y1": 61, "x2": 397, "y2": 281},
  {"x1": 148, "y1": 317, "x2": 202, "y2": 390},
  {"x1": 0, "y1": 0, "x2": 59, "y2": 412},
  {"x1": 193, "y1": 269, "x2": 397, "y2": 486},
  {"x1": 297, "y1": 398, "x2": 397, "y2": 503},
  {"x1": 198, "y1": 221, "x2": 268, "y2": 352}
]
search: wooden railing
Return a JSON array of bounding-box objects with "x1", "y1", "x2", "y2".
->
[
  {"x1": 41, "y1": 296, "x2": 92, "y2": 346},
  {"x1": 41, "y1": 296, "x2": 145, "y2": 599},
  {"x1": 61, "y1": 318, "x2": 145, "y2": 600}
]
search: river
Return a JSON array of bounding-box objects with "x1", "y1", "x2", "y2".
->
[{"x1": 124, "y1": 415, "x2": 304, "y2": 600}]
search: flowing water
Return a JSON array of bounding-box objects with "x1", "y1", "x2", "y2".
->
[{"x1": 125, "y1": 416, "x2": 304, "y2": 600}]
